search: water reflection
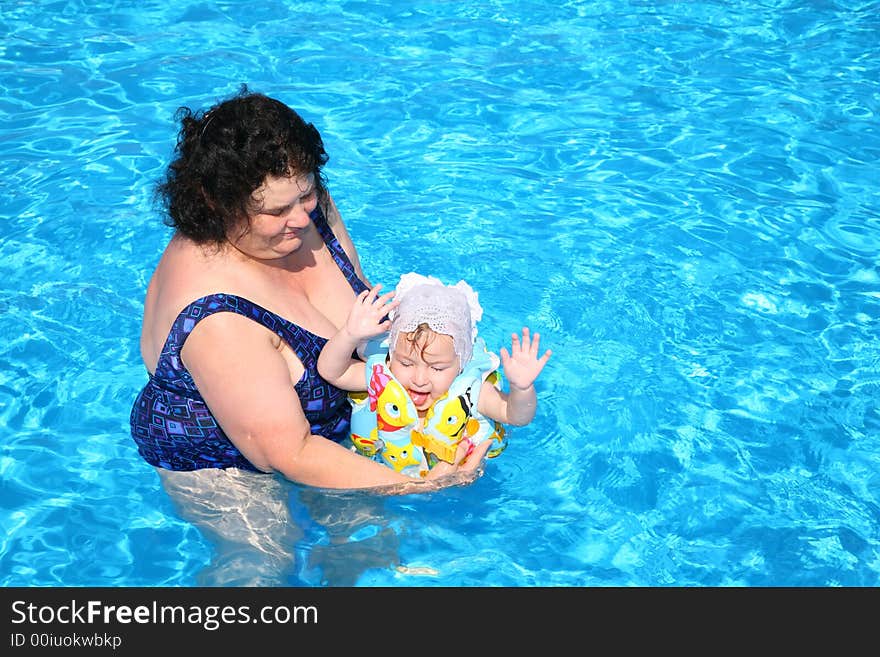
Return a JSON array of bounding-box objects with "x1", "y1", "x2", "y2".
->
[
  {"x1": 297, "y1": 488, "x2": 400, "y2": 586},
  {"x1": 157, "y1": 468, "x2": 401, "y2": 586}
]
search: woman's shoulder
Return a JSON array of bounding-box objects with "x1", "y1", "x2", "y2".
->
[
  {"x1": 158, "y1": 235, "x2": 238, "y2": 287},
  {"x1": 149, "y1": 237, "x2": 245, "y2": 320}
]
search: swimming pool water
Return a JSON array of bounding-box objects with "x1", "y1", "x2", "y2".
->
[{"x1": 1, "y1": 0, "x2": 878, "y2": 587}]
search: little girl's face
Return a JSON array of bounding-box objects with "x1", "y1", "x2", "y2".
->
[{"x1": 389, "y1": 330, "x2": 460, "y2": 415}]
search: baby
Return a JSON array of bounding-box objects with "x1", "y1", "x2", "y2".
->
[{"x1": 318, "y1": 273, "x2": 551, "y2": 477}]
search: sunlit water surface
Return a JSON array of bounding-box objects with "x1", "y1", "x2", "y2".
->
[{"x1": 1, "y1": 0, "x2": 878, "y2": 586}]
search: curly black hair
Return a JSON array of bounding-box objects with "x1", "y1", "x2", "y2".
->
[{"x1": 156, "y1": 85, "x2": 329, "y2": 246}]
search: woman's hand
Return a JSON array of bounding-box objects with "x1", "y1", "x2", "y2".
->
[
  {"x1": 421, "y1": 437, "x2": 492, "y2": 486},
  {"x1": 340, "y1": 438, "x2": 492, "y2": 496}
]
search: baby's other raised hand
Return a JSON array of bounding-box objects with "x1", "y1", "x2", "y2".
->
[
  {"x1": 345, "y1": 285, "x2": 399, "y2": 341},
  {"x1": 499, "y1": 327, "x2": 552, "y2": 391}
]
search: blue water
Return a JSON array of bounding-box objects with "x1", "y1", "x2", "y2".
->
[{"x1": 1, "y1": 0, "x2": 878, "y2": 587}]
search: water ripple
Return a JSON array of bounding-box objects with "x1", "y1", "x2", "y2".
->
[{"x1": 1, "y1": 0, "x2": 878, "y2": 587}]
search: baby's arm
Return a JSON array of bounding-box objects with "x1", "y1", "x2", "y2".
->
[
  {"x1": 477, "y1": 327, "x2": 551, "y2": 426},
  {"x1": 317, "y1": 285, "x2": 398, "y2": 391}
]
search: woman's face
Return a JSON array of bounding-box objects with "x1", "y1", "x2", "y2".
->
[{"x1": 231, "y1": 172, "x2": 318, "y2": 259}]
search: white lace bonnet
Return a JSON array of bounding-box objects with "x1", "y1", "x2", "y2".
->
[{"x1": 389, "y1": 272, "x2": 483, "y2": 369}]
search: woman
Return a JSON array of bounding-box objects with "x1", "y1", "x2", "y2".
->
[{"x1": 130, "y1": 87, "x2": 491, "y2": 494}]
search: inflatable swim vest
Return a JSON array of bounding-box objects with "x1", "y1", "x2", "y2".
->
[{"x1": 348, "y1": 337, "x2": 507, "y2": 477}]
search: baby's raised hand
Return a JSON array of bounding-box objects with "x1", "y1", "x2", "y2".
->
[
  {"x1": 346, "y1": 285, "x2": 399, "y2": 340},
  {"x1": 499, "y1": 327, "x2": 552, "y2": 391}
]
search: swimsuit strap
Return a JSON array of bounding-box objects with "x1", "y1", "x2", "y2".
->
[
  {"x1": 152, "y1": 294, "x2": 302, "y2": 396},
  {"x1": 312, "y1": 203, "x2": 368, "y2": 296}
]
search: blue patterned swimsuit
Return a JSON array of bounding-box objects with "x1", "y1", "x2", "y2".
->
[{"x1": 129, "y1": 206, "x2": 368, "y2": 472}]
